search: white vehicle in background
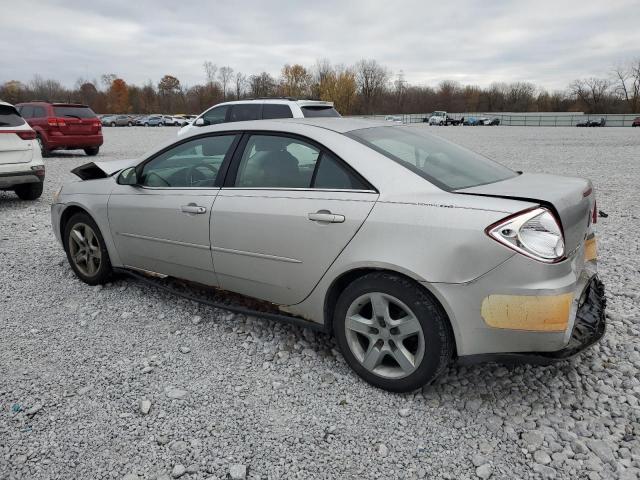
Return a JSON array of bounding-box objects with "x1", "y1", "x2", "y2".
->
[
  {"x1": 175, "y1": 115, "x2": 195, "y2": 126},
  {"x1": 385, "y1": 115, "x2": 402, "y2": 123},
  {"x1": 178, "y1": 98, "x2": 339, "y2": 136},
  {"x1": 428, "y1": 111, "x2": 447, "y2": 125},
  {"x1": 0, "y1": 101, "x2": 45, "y2": 200}
]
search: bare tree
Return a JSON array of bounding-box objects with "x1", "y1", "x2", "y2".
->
[
  {"x1": 218, "y1": 66, "x2": 234, "y2": 100},
  {"x1": 612, "y1": 60, "x2": 640, "y2": 113},
  {"x1": 234, "y1": 72, "x2": 246, "y2": 99},
  {"x1": 355, "y1": 59, "x2": 390, "y2": 114},
  {"x1": 203, "y1": 61, "x2": 218, "y2": 86},
  {"x1": 248, "y1": 72, "x2": 276, "y2": 97},
  {"x1": 570, "y1": 77, "x2": 612, "y2": 113}
]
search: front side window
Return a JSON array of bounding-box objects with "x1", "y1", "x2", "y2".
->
[
  {"x1": 0, "y1": 105, "x2": 26, "y2": 127},
  {"x1": 234, "y1": 134, "x2": 370, "y2": 190},
  {"x1": 202, "y1": 106, "x2": 229, "y2": 125},
  {"x1": 348, "y1": 126, "x2": 516, "y2": 190},
  {"x1": 140, "y1": 135, "x2": 236, "y2": 188},
  {"x1": 228, "y1": 104, "x2": 261, "y2": 122}
]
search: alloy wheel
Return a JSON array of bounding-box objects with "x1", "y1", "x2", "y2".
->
[
  {"x1": 68, "y1": 223, "x2": 102, "y2": 277},
  {"x1": 344, "y1": 292, "x2": 425, "y2": 379}
]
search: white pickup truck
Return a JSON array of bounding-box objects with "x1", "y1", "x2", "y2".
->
[{"x1": 427, "y1": 111, "x2": 462, "y2": 126}]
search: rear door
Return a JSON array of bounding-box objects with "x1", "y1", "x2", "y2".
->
[
  {"x1": 227, "y1": 104, "x2": 262, "y2": 123},
  {"x1": 108, "y1": 133, "x2": 240, "y2": 285},
  {"x1": 210, "y1": 132, "x2": 378, "y2": 305},
  {"x1": 53, "y1": 105, "x2": 100, "y2": 136},
  {"x1": 0, "y1": 104, "x2": 33, "y2": 165}
]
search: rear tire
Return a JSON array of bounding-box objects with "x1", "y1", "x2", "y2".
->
[
  {"x1": 14, "y1": 182, "x2": 43, "y2": 200},
  {"x1": 63, "y1": 212, "x2": 113, "y2": 285},
  {"x1": 37, "y1": 136, "x2": 50, "y2": 158},
  {"x1": 84, "y1": 147, "x2": 99, "y2": 156},
  {"x1": 127, "y1": 121, "x2": 132, "y2": 127},
  {"x1": 333, "y1": 272, "x2": 453, "y2": 392}
]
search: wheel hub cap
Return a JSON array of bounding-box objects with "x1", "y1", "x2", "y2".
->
[
  {"x1": 344, "y1": 292, "x2": 425, "y2": 379},
  {"x1": 68, "y1": 223, "x2": 102, "y2": 277}
]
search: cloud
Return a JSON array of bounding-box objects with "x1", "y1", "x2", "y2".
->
[{"x1": 1, "y1": 0, "x2": 638, "y2": 90}]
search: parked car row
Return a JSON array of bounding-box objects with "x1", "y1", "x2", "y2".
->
[
  {"x1": 422, "y1": 111, "x2": 500, "y2": 126},
  {"x1": 99, "y1": 114, "x2": 196, "y2": 127}
]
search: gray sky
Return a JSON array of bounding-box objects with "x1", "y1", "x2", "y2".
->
[{"x1": 2, "y1": 0, "x2": 639, "y2": 91}]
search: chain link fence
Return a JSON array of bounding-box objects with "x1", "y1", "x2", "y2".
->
[{"x1": 353, "y1": 112, "x2": 640, "y2": 127}]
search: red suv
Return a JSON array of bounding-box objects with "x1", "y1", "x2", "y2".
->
[
  {"x1": 633, "y1": 117, "x2": 640, "y2": 127},
  {"x1": 16, "y1": 102, "x2": 103, "y2": 157}
]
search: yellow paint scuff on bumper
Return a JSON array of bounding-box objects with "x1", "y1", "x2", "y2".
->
[
  {"x1": 584, "y1": 236, "x2": 597, "y2": 262},
  {"x1": 481, "y1": 293, "x2": 574, "y2": 332}
]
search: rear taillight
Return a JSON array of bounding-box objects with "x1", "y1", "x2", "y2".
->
[
  {"x1": 16, "y1": 130, "x2": 37, "y2": 140},
  {"x1": 0, "y1": 130, "x2": 37, "y2": 140},
  {"x1": 47, "y1": 117, "x2": 66, "y2": 127},
  {"x1": 31, "y1": 165, "x2": 45, "y2": 177},
  {"x1": 486, "y1": 207, "x2": 565, "y2": 263}
]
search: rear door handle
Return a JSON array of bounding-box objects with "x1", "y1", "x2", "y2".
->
[
  {"x1": 181, "y1": 204, "x2": 207, "y2": 214},
  {"x1": 308, "y1": 211, "x2": 345, "y2": 223}
]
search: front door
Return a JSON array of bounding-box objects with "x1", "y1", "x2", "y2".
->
[
  {"x1": 211, "y1": 133, "x2": 378, "y2": 305},
  {"x1": 108, "y1": 133, "x2": 239, "y2": 285}
]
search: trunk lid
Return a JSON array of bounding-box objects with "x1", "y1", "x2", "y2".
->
[
  {"x1": 0, "y1": 129, "x2": 33, "y2": 165},
  {"x1": 52, "y1": 105, "x2": 101, "y2": 135},
  {"x1": 458, "y1": 172, "x2": 594, "y2": 255}
]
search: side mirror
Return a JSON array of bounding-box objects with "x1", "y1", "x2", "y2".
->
[
  {"x1": 117, "y1": 167, "x2": 139, "y2": 186},
  {"x1": 194, "y1": 117, "x2": 205, "y2": 126}
]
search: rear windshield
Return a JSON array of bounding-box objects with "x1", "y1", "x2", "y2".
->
[
  {"x1": 347, "y1": 126, "x2": 517, "y2": 191},
  {"x1": 0, "y1": 105, "x2": 26, "y2": 127},
  {"x1": 53, "y1": 106, "x2": 97, "y2": 119},
  {"x1": 301, "y1": 106, "x2": 340, "y2": 118}
]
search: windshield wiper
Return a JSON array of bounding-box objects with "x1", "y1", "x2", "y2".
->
[{"x1": 62, "y1": 114, "x2": 82, "y2": 119}]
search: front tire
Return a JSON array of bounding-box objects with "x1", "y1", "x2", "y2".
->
[
  {"x1": 15, "y1": 182, "x2": 43, "y2": 200},
  {"x1": 63, "y1": 212, "x2": 113, "y2": 285},
  {"x1": 84, "y1": 147, "x2": 99, "y2": 156},
  {"x1": 333, "y1": 273, "x2": 453, "y2": 392}
]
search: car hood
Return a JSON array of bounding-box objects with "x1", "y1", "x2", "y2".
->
[
  {"x1": 458, "y1": 172, "x2": 594, "y2": 255},
  {"x1": 71, "y1": 158, "x2": 138, "y2": 180}
]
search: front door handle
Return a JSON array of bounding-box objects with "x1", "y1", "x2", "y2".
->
[
  {"x1": 181, "y1": 204, "x2": 207, "y2": 214},
  {"x1": 308, "y1": 211, "x2": 345, "y2": 223}
]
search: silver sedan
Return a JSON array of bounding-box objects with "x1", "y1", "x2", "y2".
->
[{"x1": 51, "y1": 118, "x2": 605, "y2": 392}]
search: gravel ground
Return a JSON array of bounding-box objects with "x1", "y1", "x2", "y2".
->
[{"x1": 1, "y1": 125, "x2": 639, "y2": 480}]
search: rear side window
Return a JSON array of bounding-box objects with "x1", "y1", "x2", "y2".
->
[
  {"x1": 33, "y1": 106, "x2": 46, "y2": 118},
  {"x1": 314, "y1": 153, "x2": 369, "y2": 190},
  {"x1": 301, "y1": 106, "x2": 340, "y2": 118},
  {"x1": 262, "y1": 104, "x2": 293, "y2": 119},
  {"x1": 348, "y1": 126, "x2": 516, "y2": 190},
  {"x1": 53, "y1": 106, "x2": 97, "y2": 119},
  {"x1": 0, "y1": 105, "x2": 26, "y2": 126},
  {"x1": 233, "y1": 134, "x2": 371, "y2": 190},
  {"x1": 228, "y1": 104, "x2": 261, "y2": 122}
]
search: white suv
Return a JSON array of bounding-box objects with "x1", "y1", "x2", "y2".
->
[
  {"x1": 0, "y1": 101, "x2": 45, "y2": 200},
  {"x1": 178, "y1": 98, "x2": 339, "y2": 136}
]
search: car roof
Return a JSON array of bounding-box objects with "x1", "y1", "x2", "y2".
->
[
  {"x1": 212, "y1": 98, "x2": 334, "y2": 107},
  {"x1": 0, "y1": 100, "x2": 14, "y2": 107},
  {"x1": 186, "y1": 117, "x2": 391, "y2": 136}
]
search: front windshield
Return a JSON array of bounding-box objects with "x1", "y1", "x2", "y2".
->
[{"x1": 347, "y1": 126, "x2": 517, "y2": 190}]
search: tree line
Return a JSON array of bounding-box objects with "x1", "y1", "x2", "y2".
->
[{"x1": 1, "y1": 58, "x2": 638, "y2": 115}]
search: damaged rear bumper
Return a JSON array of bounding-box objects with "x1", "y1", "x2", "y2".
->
[{"x1": 458, "y1": 276, "x2": 606, "y2": 366}]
